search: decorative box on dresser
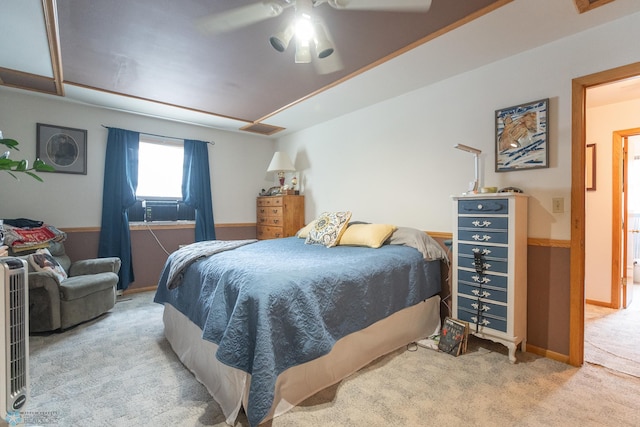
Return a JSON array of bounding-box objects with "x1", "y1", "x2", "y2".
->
[
  {"x1": 257, "y1": 195, "x2": 305, "y2": 240},
  {"x1": 452, "y1": 193, "x2": 528, "y2": 363}
]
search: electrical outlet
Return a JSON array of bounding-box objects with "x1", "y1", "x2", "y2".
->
[{"x1": 552, "y1": 197, "x2": 564, "y2": 213}]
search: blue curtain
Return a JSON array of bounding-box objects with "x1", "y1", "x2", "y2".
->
[
  {"x1": 182, "y1": 139, "x2": 216, "y2": 241},
  {"x1": 98, "y1": 128, "x2": 140, "y2": 290}
]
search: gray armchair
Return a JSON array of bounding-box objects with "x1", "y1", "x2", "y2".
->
[{"x1": 25, "y1": 241, "x2": 121, "y2": 332}]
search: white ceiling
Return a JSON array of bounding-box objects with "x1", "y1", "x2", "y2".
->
[
  {"x1": 2, "y1": 0, "x2": 640, "y2": 137},
  {"x1": 587, "y1": 76, "x2": 640, "y2": 108}
]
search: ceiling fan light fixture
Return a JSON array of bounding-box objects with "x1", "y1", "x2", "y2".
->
[
  {"x1": 313, "y1": 22, "x2": 334, "y2": 59},
  {"x1": 295, "y1": 38, "x2": 312, "y2": 63},
  {"x1": 294, "y1": 13, "x2": 315, "y2": 42},
  {"x1": 269, "y1": 22, "x2": 295, "y2": 52}
]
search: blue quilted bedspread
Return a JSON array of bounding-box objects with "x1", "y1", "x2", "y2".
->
[{"x1": 154, "y1": 237, "x2": 441, "y2": 426}]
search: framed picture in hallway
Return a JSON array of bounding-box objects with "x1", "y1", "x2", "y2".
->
[
  {"x1": 36, "y1": 123, "x2": 87, "y2": 175},
  {"x1": 586, "y1": 144, "x2": 596, "y2": 191}
]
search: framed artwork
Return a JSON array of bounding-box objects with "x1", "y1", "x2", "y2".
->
[
  {"x1": 495, "y1": 98, "x2": 549, "y2": 172},
  {"x1": 36, "y1": 123, "x2": 87, "y2": 174},
  {"x1": 586, "y1": 143, "x2": 596, "y2": 191}
]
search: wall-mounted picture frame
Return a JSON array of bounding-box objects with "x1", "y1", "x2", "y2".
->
[
  {"x1": 36, "y1": 123, "x2": 87, "y2": 175},
  {"x1": 586, "y1": 143, "x2": 596, "y2": 191},
  {"x1": 495, "y1": 98, "x2": 549, "y2": 172}
]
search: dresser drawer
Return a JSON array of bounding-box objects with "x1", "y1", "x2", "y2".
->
[
  {"x1": 458, "y1": 282, "x2": 507, "y2": 304},
  {"x1": 458, "y1": 229, "x2": 508, "y2": 245},
  {"x1": 457, "y1": 269, "x2": 508, "y2": 289},
  {"x1": 457, "y1": 254, "x2": 508, "y2": 274},
  {"x1": 457, "y1": 308, "x2": 507, "y2": 333},
  {"x1": 458, "y1": 216, "x2": 508, "y2": 230},
  {"x1": 258, "y1": 216, "x2": 284, "y2": 226},
  {"x1": 458, "y1": 294, "x2": 507, "y2": 319},
  {"x1": 257, "y1": 197, "x2": 283, "y2": 207},
  {"x1": 457, "y1": 243, "x2": 508, "y2": 260},
  {"x1": 459, "y1": 199, "x2": 508, "y2": 214},
  {"x1": 257, "y1": 226, "x2": 284, "y2": 239},
  {"x1": 257, "y1": 206, "x2": 283, "y2": 218}
]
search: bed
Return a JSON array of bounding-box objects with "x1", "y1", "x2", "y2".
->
[{"x1": 154, "y1": 224, "x2": 447, "y2": 426}]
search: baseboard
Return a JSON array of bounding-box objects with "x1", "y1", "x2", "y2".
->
[
  {"x1": 585, "y1": 299, "x2": 615, "y2": 308},
  {"x1": 526, "y1": 343, "x2": 570, "y2": 364},
  {"x1": 123, "y1": 285, "x2": 157, "y2": 295}
]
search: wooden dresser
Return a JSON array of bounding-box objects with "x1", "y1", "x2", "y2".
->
[{"x1": 256, "y1": 195, "x2": 305, "y2": 240}]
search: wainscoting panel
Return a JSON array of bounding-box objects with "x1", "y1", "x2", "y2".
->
[
  {"x1": 62, "y1": 227, "x2": 570, "y2": 360},
  {"x1": 62, "y1": 223, "x2": 256, "y2": 292}
]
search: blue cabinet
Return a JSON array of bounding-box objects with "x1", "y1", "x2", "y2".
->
[{"x1": 452, "y1": 193, "x2": 528, "y2": 363}]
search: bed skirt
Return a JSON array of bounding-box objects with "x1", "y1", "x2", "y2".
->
[{"x1": 162, "y1": 295, "x2": 441, "y2": 425}]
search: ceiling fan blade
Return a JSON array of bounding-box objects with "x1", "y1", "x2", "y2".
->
[
  {"x1": 327, "y1": 0, "x2": 432, "y2": 11},
  {"x1": 196, "y1": 2, "x2": 286, "y2": 35}
]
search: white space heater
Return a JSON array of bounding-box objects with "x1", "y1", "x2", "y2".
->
[{"x1": 0, "y1": 257, "x2": 29, "y2": 420}]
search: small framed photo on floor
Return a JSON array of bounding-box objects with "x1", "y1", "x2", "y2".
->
[{"x1": 36, "y1": 123, "x2": 88, "y2": 175}]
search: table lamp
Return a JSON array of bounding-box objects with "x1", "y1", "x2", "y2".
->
[
  {"x1": 267, "y1": 151, "x2": 295, "y2": 188},
  {"x1": 454, "y1": 144, "x2": 482, "y2": 194}
]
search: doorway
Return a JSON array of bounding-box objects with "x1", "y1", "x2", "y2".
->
[
  {"x1": 570, "y1": 62, "x2": 640, "y2": 367},
  {"x1": 623, "y1": 134, "x2": 640, "y2": 302},
  {"x1": 614, "y1": 132, "x2": 640, "y2": 308}
]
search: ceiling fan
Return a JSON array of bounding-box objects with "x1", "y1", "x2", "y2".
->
[{"x1": 196, "y1": 0, "x2": 433, "y2": 74}]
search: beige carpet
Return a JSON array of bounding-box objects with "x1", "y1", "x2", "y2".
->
[
  {"x1": 24, "y1": 291, "x2": 640, "y2": 427},
  {"x1": 585, "y1": 288, "x2": 640, "y2": 378}
]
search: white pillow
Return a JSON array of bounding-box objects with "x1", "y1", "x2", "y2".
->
[{"x1": 28, "y1": 248, "x2": 68, "y2": 283}]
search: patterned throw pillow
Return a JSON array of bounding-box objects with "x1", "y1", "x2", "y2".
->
[
  {"x1": 305, "y1": 211, "x2": 352, "y2": 247},
  {"x1": 28, "y1": 248, "x2": 68, "y2": 283}
]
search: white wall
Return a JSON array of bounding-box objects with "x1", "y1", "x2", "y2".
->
[
  {"x1": 0, "y1": 88, "x2": 275, "y2": 227},
  {"x1": 585, "y1": 99, "x2": 640, "y2": 303},
  {"x1": 277, "y1": 12, "x2": 640, "y2": 240}
]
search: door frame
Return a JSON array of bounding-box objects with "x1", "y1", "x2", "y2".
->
[
  {"x1": 570, "y1": 62, "x2": 640, "y2": 366},
  {"x1": 614, "y1": 130, "x2": 640, "y2": 308}
]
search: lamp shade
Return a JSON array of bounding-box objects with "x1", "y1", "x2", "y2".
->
[{"x1": 267, "y1": 152, "x2": 295, "y2": 173}]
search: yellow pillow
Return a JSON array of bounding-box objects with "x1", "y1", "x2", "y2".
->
[
  {"x1": 338, "y1": 224, "x2": 398, "y2": 248},
  {"x1": 296, "y1": 220, "x2": 316, "y2": 238}
]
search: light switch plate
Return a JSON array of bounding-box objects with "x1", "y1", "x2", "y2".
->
[{"x1": 552, "y1": 197, "x2": 564, "y2": 213}]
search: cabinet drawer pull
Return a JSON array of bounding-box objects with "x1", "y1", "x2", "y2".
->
[
  {"x1": 472, "y1": 220, "x2": 492, "y2": 228},
  {"x1": 477, "y1": 204, "x2": 483, "y2": 210},
  {"x1": 471, "y1": 275, "x2": 491, "y2": 284},
  {"x1": 469, "y1": 260, "x2": 491, "y2": 270},
  {"x1": 472, "y1": 247, "x2": 492, "y2": 255},
  {"x1": 272, "y1": 209, "x2": 278, "y2": 214},
  {"x1": 470, "y1": 289, "x2": 492, "y2": 298},
  {"x1": 471, "y1": 303, "x2": 491, "y2": 312},
  {"x1": 472, "y1": 234, "x2": 492, "y2": 242},
  {"x1": 273, "y1": 219, "x2": 279, "y2": 224},
  {"x1": 471, "y1": 316, "x2": 491, "y2": 326}
]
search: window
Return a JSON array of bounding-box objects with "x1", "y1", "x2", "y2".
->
[
  {"x1": 128, "y1": 136, "x2": 195, "y2": 222},
  {"x1": 137, "y1": 138, "x2": 183, "y2": 198}
]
